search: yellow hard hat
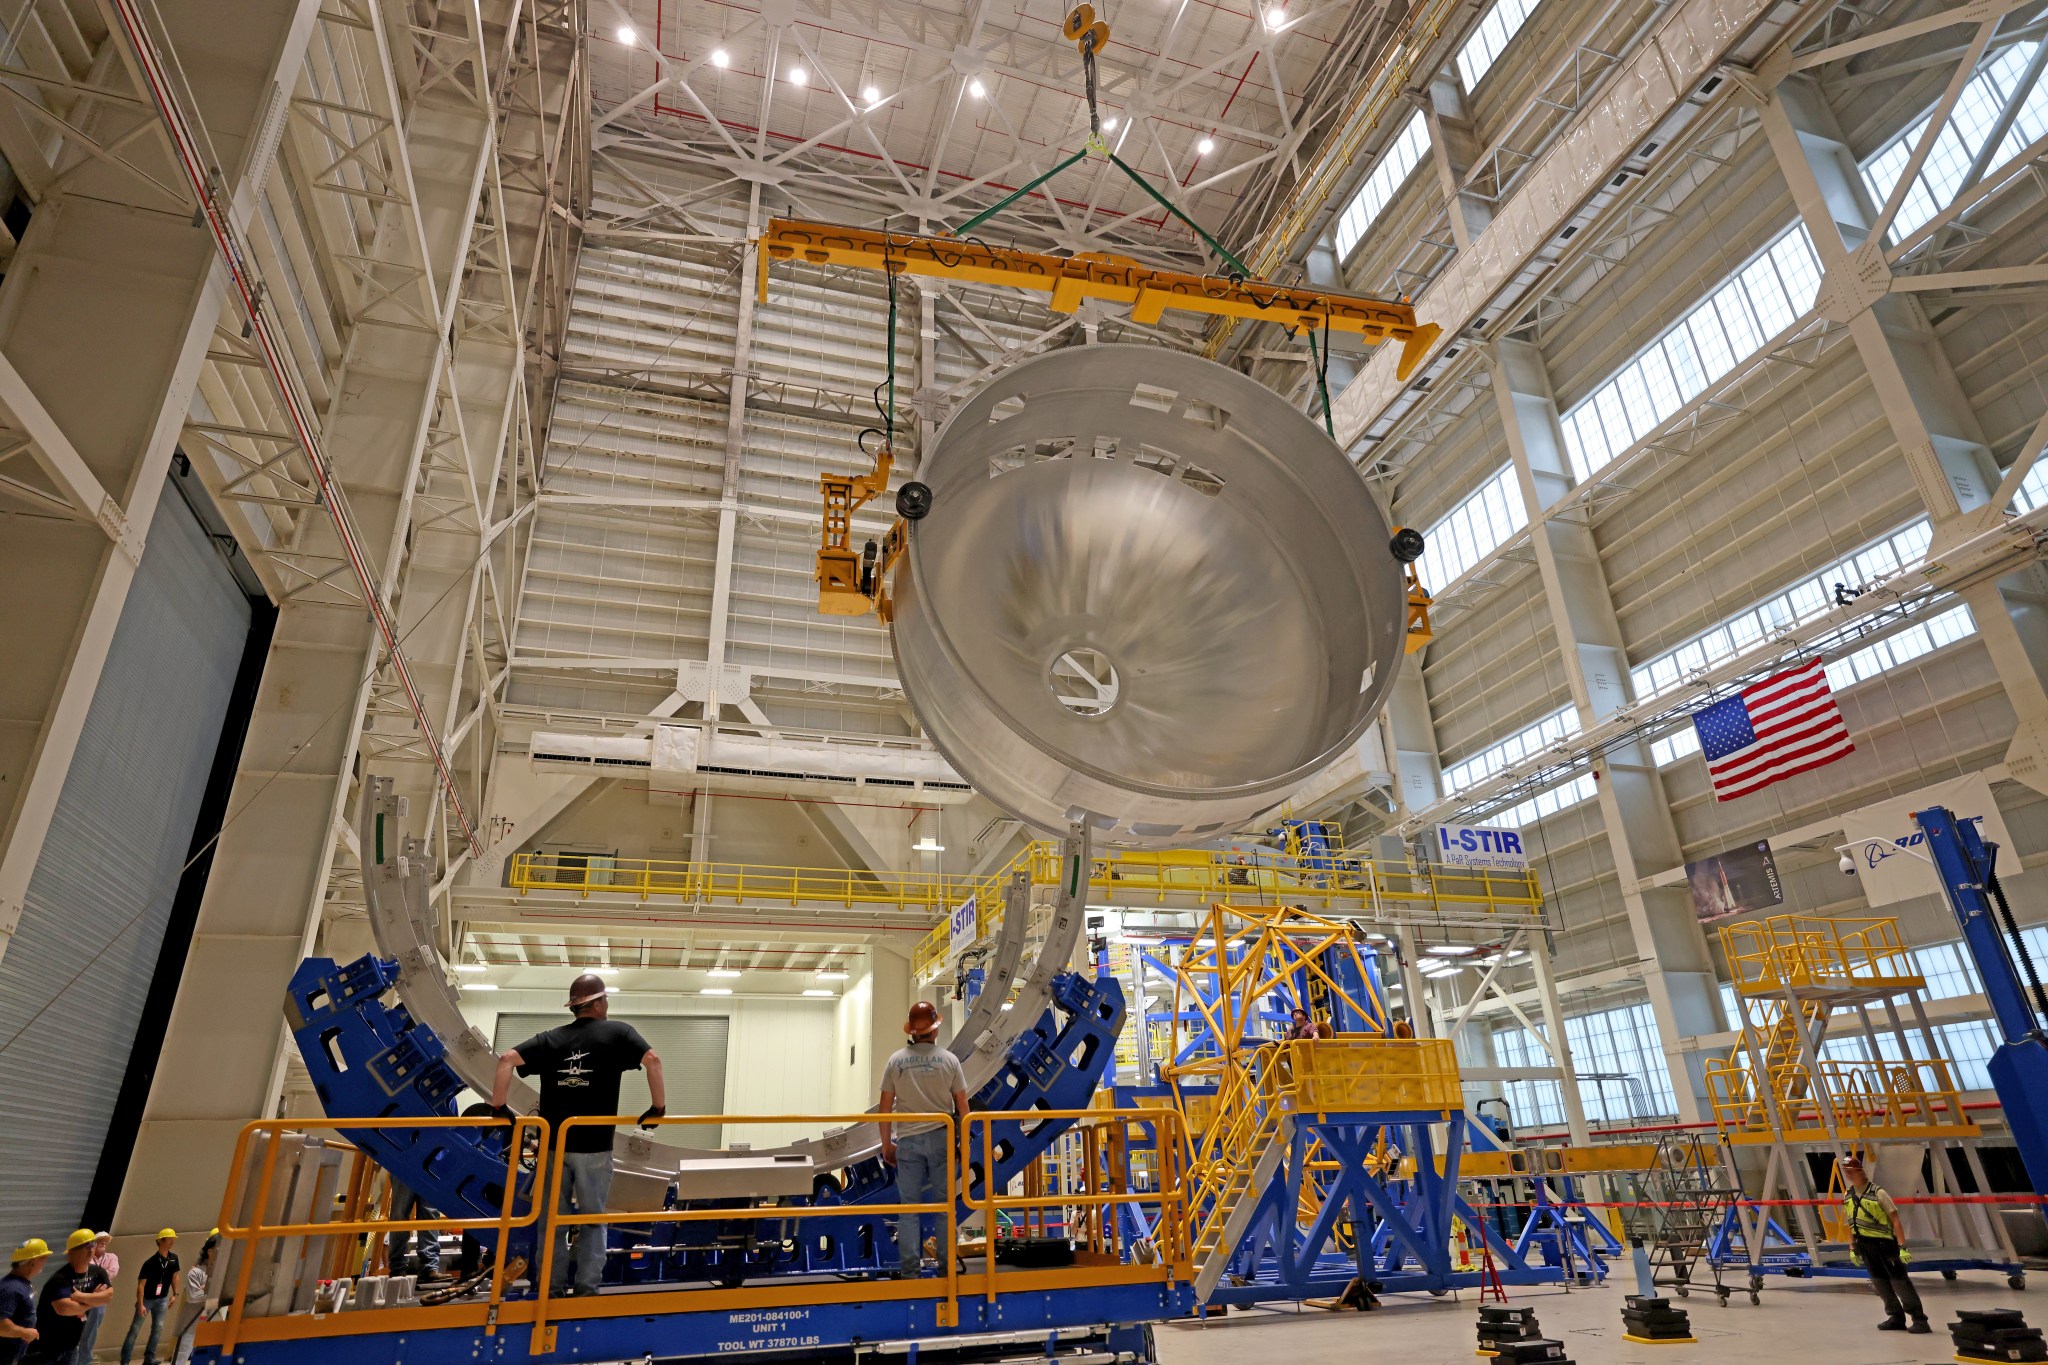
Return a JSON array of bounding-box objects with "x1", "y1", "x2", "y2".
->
[
  {"x1": 9, "y1": 1238, "x2": 49, "y2": 1263},
  {"x1": 65, "y1": 1228, "x2": 95, "y2": 1252},
  {"x1": 156, "y1": 1229, "x2": 177, "y2": 1242}
]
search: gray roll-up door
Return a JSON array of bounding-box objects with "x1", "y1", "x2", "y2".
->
[
  {"x1": 494, "y1": 1013, "x2": 730, "y2": 1148},
  {"x1": 0, "y1": 482, "x2": 253, "y2": 1239}
]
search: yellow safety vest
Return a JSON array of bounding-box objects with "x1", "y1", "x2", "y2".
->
[{"x1": 1844, "y1": 1185, "x2": 1896, "y2": 1241}]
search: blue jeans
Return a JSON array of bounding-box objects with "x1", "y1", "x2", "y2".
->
[
  {"x1": 385, "y1": 1180, "x2": 443, "y2": 1276},
  {"x1": 893, "y1": 1128, "x2": 950, "y2": 1273},
  {"x1": 122, "y1": 1294, "x2": 169, "y2": 1365},
  {"x1": 546, "y1": 1149, "x2": 616, "y2": 1295},
  {"x1": 79, "y1": 1304, "x2": 106, "y2": 1362}
]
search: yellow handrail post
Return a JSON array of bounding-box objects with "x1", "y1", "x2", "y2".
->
[{"x1": 530, "y1": 1130, "x2": 569, "y2": 1356}]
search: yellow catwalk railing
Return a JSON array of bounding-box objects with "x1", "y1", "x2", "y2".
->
[
  {"x1": 510, "y1": 839, "x2": 1543, "y2": 981},
  {"x1": 1710, "y1": 913, "x2": 1974, "y2": 1145},
  {"x1": 205, "y1": 1109, "x2": 1192, "y2": 1355},
  {"x1": 1705, "y1": 1055, "x2": 1978, "y2": 1143},
  {"x1": 1722, "y1": 915, "x2": 1923, "y2": 995}
]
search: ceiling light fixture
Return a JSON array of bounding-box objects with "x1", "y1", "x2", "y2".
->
[
  {"x1": 462, "y1": 982, "x2": 500, "y2": 992},
  {"x1": 912, "y1": 836, "x2": 944, "y2": 853},
  {"x1": 1262, "y1": 4, "x2": 1285, "y2": 27},
  {"x1": 1425, "y1": 944, "x2": 1480, "y2": 957},
  {"x1": 1102, "y1": 115, "x2": 1118, "y2": 131},
  {"x1": 453, "y1": 962, "x2": 487, "y2": 973},
  {"x1": 803, "y1": 988, "x2": 836, "y2": 997},
  {"x1": 708, "y1": 967, "x2": 742, "y2": 978},
  {"x1": 862, "y1": 84, "x2": 881, "y2": 104},
  {"x1": 1196, "y1": 136, "x2": 1215, "y2": 154},
  {"x1": 816, "y1": 969, "x2": 850, "y2": 980},
  {"x1": 789, "y1": 65, "x2": 808, "y2": 86},
  {"x1": 616, "y1": 23, "x2": 636, "y2": 42},
  {"x1": 968, "y1": 77, "x2": 987, "y2": 98},
  {"x1": 701, "y1": 987, "x2": 734, "y2": 996},
  {"x1": 710, "y1": 48, "x2": 730, "y2": 67}
]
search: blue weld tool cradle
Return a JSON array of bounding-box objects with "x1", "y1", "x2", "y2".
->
[
  {"x1": 201, "y1": 957, "x2": 1192, "y2": 1365},
  {"x1": 282, "y1": 954, "x2": 1137, "y2": 1283}
]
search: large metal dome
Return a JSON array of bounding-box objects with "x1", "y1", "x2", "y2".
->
[{"x1": 889, "y1": 344, "x2": 1407, "y2": 846}]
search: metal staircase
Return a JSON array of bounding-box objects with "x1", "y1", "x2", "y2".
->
[
  {"x1": 1189, "y1": 1105, "x2": 1290, "y2": 1300},
  {"x1": 1621, "y1": 1135, "x2": 1741, "y2": 1303}
]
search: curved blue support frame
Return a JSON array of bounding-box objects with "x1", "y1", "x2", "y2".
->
[{"x1": 286, "y1": 954, "x2": 1125, "y2": 1287}]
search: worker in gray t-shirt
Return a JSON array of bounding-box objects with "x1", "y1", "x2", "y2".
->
[{"x1": 878, "y1": 1001, "x2": 970, "y2": 1277}]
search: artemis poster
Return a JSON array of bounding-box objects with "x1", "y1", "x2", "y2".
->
[{"x1": 1685, "y1": 840, "x2": 1784, "y2": 922}]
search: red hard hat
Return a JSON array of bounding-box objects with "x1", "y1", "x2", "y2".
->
[{"x1": 906, "y1": 1001, "x2": 942, "y2": 1033}]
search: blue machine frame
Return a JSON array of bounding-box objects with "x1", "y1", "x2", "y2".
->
[{"x1": 283, "y1": 952, "x2": 1130, "y2": 1285}]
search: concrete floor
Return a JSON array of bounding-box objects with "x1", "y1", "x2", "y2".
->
[{"x1": 1159, "y1": 1272, "x2": 2044, "y2": 1365}]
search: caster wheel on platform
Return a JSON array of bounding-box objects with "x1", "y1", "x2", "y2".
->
[
  {"x1": 1943, "y1": 1269, "x2": 1959, "y2": 1281},
  {"x1": 1748, "y1": 1292, "x2": 1761, "y2": 1306},
  {"x1": 2011, "y1": 1273, "x2": 2028, "y2": 1290},
  {"x1": 1429, "y1": 1288, "x2": 1449, "y2": 1298},
  {"x1": 1749, "y1": 1274, "x2": 1764, "y2": 1292},
  {"x1": 1675, "y1": 1286, "x2": 1689, "y2": 1299}
]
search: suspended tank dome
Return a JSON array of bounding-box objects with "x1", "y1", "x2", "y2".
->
[{"x1": 889, "y1": 344, "x2": 1410, "y2": 846}]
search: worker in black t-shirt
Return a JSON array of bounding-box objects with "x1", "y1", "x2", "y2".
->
[
  {"x1": 120, "y1": 1231, "x2": 180, "y2": 1365},
  {"x1": 490, "y1": 972, "x2": 664, "y2": 1298},
  {"x1": 25, "y1": 1230, "x2": 113, "y2": 1365}
]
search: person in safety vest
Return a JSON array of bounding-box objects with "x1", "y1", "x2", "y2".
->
[{"x1": 1840, "y1": 1154, "x2": 1928, "y2": 1333}]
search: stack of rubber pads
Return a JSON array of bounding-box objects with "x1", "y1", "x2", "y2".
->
[
  {"x1": 1952, "y1": 1309, "x2": 2048, "y2": 1363},
  {"x1": 1476, "y1": 1306, "x2": 1571, "y2": 1365},
  {"x1": 1621, "y1": 1295, "x2": 1696, "y2": 1345}
]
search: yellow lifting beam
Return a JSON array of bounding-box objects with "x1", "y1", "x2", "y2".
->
[{"x1": 758, "y1": 218, "x2": 1443, "y2": 383}]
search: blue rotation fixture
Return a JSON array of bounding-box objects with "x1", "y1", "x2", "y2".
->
[
  {"x1": 288, "y1": 954, "x2": 1127, "y2": 1288},
  {"x1": 286, "y1": 956, "x2": 529, "y2": 1228},
  {"x1": 1917, "y1": 804, "x2": 2048, "y2": 1200}
]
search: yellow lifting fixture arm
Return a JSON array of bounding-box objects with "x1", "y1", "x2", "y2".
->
[{"x1": 759, "y1": 219, "x2": 1442, "y2": 383}]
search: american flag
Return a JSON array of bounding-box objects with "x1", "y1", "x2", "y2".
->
[{"x1": 1691, "y1": 659, "x2": 1854, "y2": 802}]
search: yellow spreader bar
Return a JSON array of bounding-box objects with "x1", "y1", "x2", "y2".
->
[{"x1": 759, "y1": 218, "x2": 1442, "y2": 383}]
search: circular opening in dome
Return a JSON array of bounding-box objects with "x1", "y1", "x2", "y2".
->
[{"x1": 1048, "y1": 647, "x2": 1121, "y2": 718}]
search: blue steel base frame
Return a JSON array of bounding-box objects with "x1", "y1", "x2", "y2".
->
[
  {"x1": 1201, "y1": 1110, "x2": 1609, "y2": 1308},
  {"x1": 287, "y1": 954, "x2": 1128, "y2": 1287},
  {"x1": 194, "y1": 1278, "x2": 1192, "y2": 1365}
]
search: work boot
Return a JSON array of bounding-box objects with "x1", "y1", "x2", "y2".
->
[
  {"x1": 1878, "y1": 1316, "x2": 1907, "y2": 1331},
  {"x1": 1908, "y1": 1320, "x2": 1932, "y2": 1335}
]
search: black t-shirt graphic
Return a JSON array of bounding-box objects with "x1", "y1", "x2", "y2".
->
[
  {"x1": 24, "y1": 1263, "x2": 108, "y2": 1364},
  {"x1": 515, "y1": 1017, "x2": 652, "y2": 1152},
  {"x1": 138, "y1": 1252, "x2": 180, "y2": 1300}
]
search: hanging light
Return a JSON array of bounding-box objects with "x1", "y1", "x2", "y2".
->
[
  {"x1": 862, "y1": 84, "x2": 881, "y2": 104},
  {"x1": 968, "y1": 77, "x2": 987, "y2": 98},
  {"x1": 789, "y1": 65, "x2": 809, "y2": 86},
  {"x1": 616, "y1": 24, "x2": 636, "y2": 42},
  {"x1": 1196, "y1": 136, "x2": 1215, "y2": 154},
  {"x1": 710, "y1": 48, "x2": 730, "y2": 67},
  {"x1": 1102, "y1": 115, "x2": 1118, "y2": 131}
]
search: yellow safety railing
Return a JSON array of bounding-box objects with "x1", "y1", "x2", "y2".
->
[
  {"x1": 954, "y1": 846, "x2": 1542, "y2": 977},
  {"x1": 1721, "y1": 915, "x2": 1922, "y2": 994},
  {"x1": 1280, "y1": 1036, "x2": 1463, "y2": 1116},
  {"x1": 509, "y1": 852, "x2": 985, "y2": 910},
  {"x1": 507, "y1": 836, "x2": 1543, "y2": 984},
  {"x1": 537, "y1": 1112, "x2": 962, "y2": 1350},
  {"x1": 209, "y1": 1115, "x2": 548, "y2": 1352},
  {"x1": 202, "y1": 1110, "x2": 1199, "y2": 1356},
  {"x1": 1705, "y1": 1055, "x2": 1978, "y2": 1143},
  {"x1": 967, "y1": 1109, "x2": 1192, "y2": 1303}
]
